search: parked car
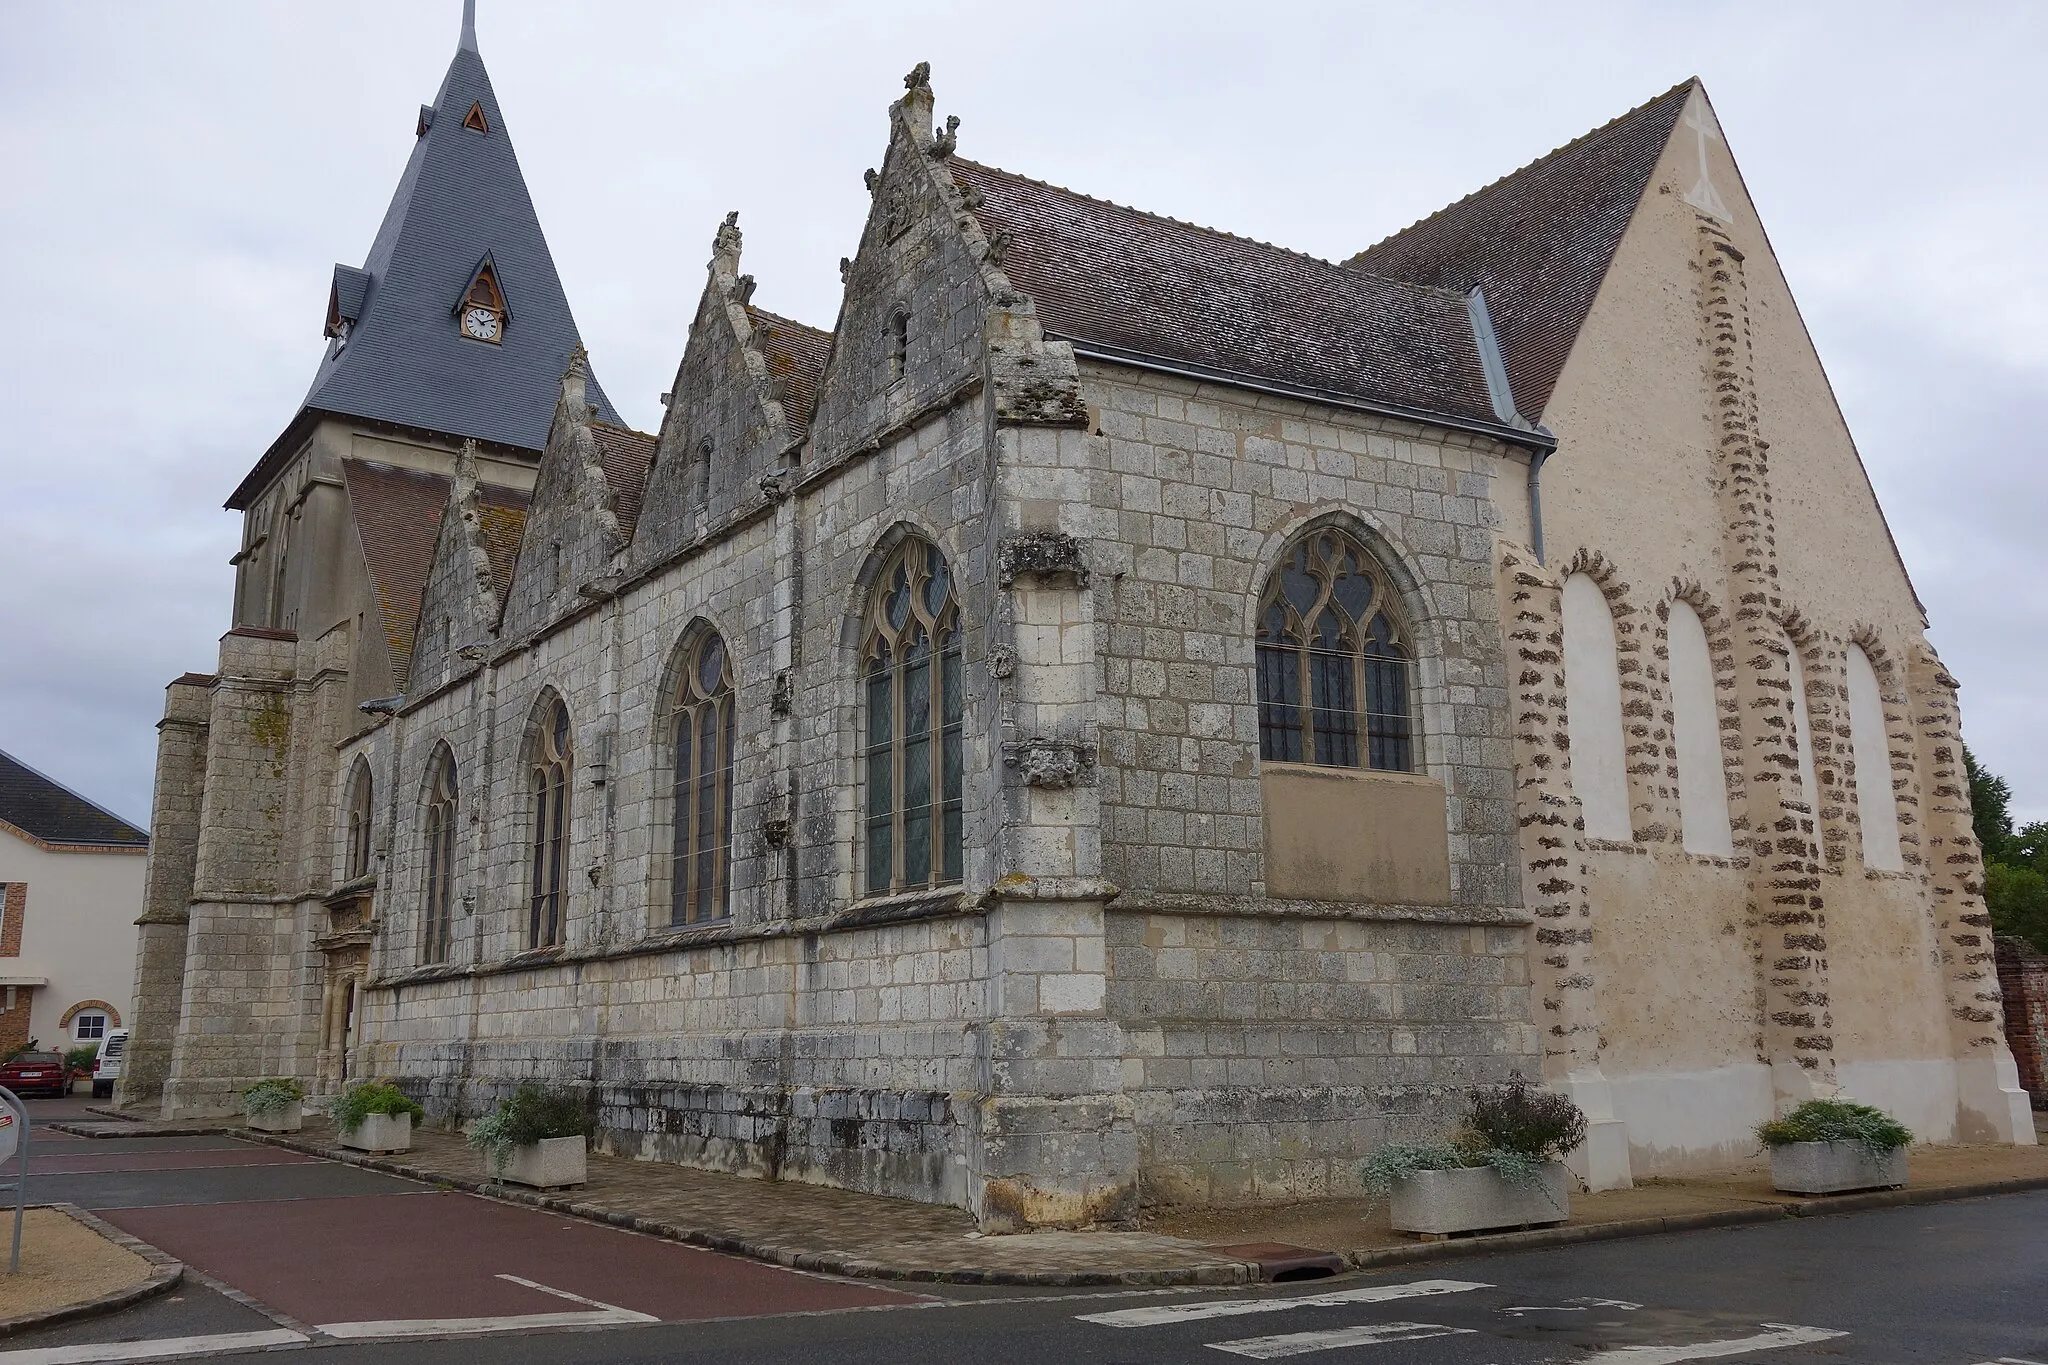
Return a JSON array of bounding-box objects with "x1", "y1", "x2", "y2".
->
[
  {"x1": 90, "y1": 1029, "x2": 129, "y2": 1100},
  {"x1": 0, "y1": 1051, "x2": 71, "y2": 1098}
]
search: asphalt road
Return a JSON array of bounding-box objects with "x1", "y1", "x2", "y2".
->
[{"x1": 1, "y1": 1091, "x2": 2041, "y2": 1365}]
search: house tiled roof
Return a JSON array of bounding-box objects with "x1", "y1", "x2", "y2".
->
[
  {"x1": 1346, "y1": 81, "x2": 1694, "y2": 419},
  {"x1": 948, "y1": 160, "x2": 1506, "y2": 432},
  {"x1": 590, "y1": 422, "x2": 656, "y2": 543},
  {"x1": 228, "y1": 37, "x2": 620, "y2": 510},
  {"x1": 341, "y1": 458, "x2": 530, "y2": 687},
  {"x1": 747, "y1": 307, "x2": 830, "y2": 435},
  {"x1": 0, "y1": 750, "x2": 147, "y2": 849}
]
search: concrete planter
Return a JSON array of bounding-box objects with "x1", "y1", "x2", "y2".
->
[
  {"x1": 1769, "y1": 1140, "x2": 1907, "y2": 1195},
  {"x1": 339, "y1": 1111, "x2": 412, "y2": 1154},
  {"x1": 1389, "y1": 1162, "x2": 1572, "y2": 1236},
  {"x1": 245, "y1": 1100, "x2": 303, "y2": 1133},
  {"x1": 499, "y1": 1135, "x2": 587, "y2": 1189}
]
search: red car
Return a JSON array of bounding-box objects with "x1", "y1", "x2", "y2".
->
[{"x1": 0, "y1": 1052, "x2": 71, "y2": 1098}]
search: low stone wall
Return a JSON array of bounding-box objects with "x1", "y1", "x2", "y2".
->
[{"x1": 1996, "y1": 935, "x2": 2048, "y2": 1107}]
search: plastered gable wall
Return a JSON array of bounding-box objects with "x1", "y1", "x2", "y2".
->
[{"x1": 1536, "y1": 86, "x2": 1976, "y2": 1158}]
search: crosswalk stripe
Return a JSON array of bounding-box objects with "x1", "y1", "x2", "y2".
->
[
  {"x1": 1576, "y1": 1323, "x2": 1848, "y2": 1363},
  {"x1": 1207, "y1": 1322, "x2": 1475, "y2": 1358},
  {"x1": 1078, "y1": 1278, "x2": 1491, "y2": 1328}
]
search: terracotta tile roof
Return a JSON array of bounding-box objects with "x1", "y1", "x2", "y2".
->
[
  {"x1": 0, "y1": 749, "x2": 147, "y2": 848},
  {"x1": 948, "y1": 160, "x2": 1502, "y2": 429},
  {"x1": 1346, "y1": 80, "x2": 1694, "y2": 419},
  {"x1": 746, "y1": 307, "x2": 830, "y2": 435},
  {"x1": 341, "y1": 459, "x2": 530, "y2": 687},
  {"x1": 590, "y1": 422, "x2": 656, "y2": 542}
]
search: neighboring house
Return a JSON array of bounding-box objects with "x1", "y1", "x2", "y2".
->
[
  {"x1": 0, "y1": 750, "x2": 146, "y2": 1057},
  {"x1": 129, "y1": 5, "x2": 2033, "y2": 1226}
]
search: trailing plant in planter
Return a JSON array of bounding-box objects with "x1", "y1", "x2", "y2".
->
[
  {"x1": 241, "y1": 1077, "x2": 305, "y2": 1117},
  {"x1": 1361, "y1": 1076, "x2": 1589, "y2": 1200},
  {"x1": 331, "y1": 1081, "x2": 423, "y2": 1134},
  {"x1": 1756, "y1": 1098, "x2": 1911, "y2": 1159},
  {"x1": 1758, "y1": 1098, "x2": 1912, "y2": 1195},
  {"x1": 1360, "y1": 1077, "x2": 1587, "y2": 1236},
  {"x1": 467, "y1": 1085, "x2": 592, "y2": 1178}
]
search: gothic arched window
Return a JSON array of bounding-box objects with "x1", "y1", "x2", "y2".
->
[
  {"x1": 1256, "y1": 528, "x2": 1414, "y2": 772},
  {"x1": 422, "y1": 748, "x2": 458, "y2": 963},
  {"x1": 861, "y1": 538, "x2": 963, "y2": 895},
  {"x1": 344, "y1": 760, "x2": 374, "y2": 880},
  {"x1": 670, "y1": 630, "x2": 735, "y2": 925},
  {"x1": 528, "y1": 699, "x2": 572, "y2": 948}
]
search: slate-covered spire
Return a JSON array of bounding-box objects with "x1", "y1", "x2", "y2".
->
[{"x1": 230, "y1": 3, "x2": 617, "y2": 508}]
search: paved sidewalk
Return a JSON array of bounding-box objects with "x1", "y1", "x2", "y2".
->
[{"x1": 242, "y1": 1112, "x2": 2048, "y2": 1286}]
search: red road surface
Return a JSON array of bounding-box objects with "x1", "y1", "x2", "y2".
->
[{"x1": 103, "y1": 1189, "x2": 923, "y2": 1327}]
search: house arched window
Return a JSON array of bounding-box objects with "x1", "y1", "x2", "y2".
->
[
  {"x1": 1256, "y1": 528, "x2": 1414, "y2": 771},
  {"x1": 861, "y1": 538, "x2": 963, "y2": 895},
  {"x1": 345, "y1": 760, "x2": 374, "y2": 880},
  {"x1": 528, "y1": 699, "x2": 572, "y2": 947},
  {"x1": 670, "y1": 630, "x2": 735, "y2": 925},
  {"x1": 422, "y1": 748, "x2": 458, "y2": 963}
]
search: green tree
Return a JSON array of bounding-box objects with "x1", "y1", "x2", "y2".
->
[{"x1": 1965, "y1": 745, "x2": 2013, "y2": 863}]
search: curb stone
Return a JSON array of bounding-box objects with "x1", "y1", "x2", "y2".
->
[
  {"x1": 236, "y1": 1130, "x2": 2048, "y2": 1287},
  {"x1": 0, "y1": 1204, "x2": 184, "y2": 1340}
]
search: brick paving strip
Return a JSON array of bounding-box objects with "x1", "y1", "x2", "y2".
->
[{"x1": 240, "y1": 1116, "x2": 2048, "y2": 1287}]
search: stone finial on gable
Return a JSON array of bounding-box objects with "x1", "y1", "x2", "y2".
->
[
  {"x1": 561, "y1": 344, "x2": 589, "y2": 413},
  {"x1": 896, "y1": 60, "x2": 935, "y2": 146},
  {"x1": 713, "y1": 210, "x2": 743, "y2": 266}
]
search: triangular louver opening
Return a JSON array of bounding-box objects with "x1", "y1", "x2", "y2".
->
[{"x1": 463, "y1": 101, "x2": 489, "y2": 133}]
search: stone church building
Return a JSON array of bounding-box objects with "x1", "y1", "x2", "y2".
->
[{"x1": 128, "y1": 8, "x2": 2034, "y2": 1225}]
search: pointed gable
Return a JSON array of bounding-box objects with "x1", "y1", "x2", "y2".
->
[
  {"x1": 228, "y1": 30, "x2": 621, "y2": 509},
  {"x1": 408, "y1": 442, "x2": 521, "y2": 692},
  {"x1": 1346, "y1": 80, "x2": 1694, "y2": 420},
  {"x1": 499, "y1": 353, "x2": 625, "y2": 640}
]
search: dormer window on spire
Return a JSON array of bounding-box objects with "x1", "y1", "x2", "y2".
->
[{"x1": 456, "y1": 256, "x2": 508, "y2": 344}]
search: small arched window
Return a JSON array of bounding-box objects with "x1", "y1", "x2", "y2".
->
[
  {"x1": 670, "y1": 631, "x2": 736, "y2": 925},
  {"x1": 861, "y1": 538, "x2": 963, "y2": 895},
  {"x1": 695, "y1": 438, "x2": 713, "y2": 510},
  {"x1": 422, "y1": 748, "x2": 459, "y2": 963},
  {"x1": 529, "y1": 699, "x2": 572, "y2": 948},
  {"x1": 1256, "y1": 528, "x2": 1414, "y2": 771},
  {"x1": 345, "y1": 760, "x2": 374, "y2": 880}
]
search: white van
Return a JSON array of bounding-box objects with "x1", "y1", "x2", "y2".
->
[{"x1": 90, "y1": 1028, "x2": 129, "y2": 1100}]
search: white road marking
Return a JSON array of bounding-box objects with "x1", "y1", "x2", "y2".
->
[
  {"x1": 316, "y1": 1274, "x2": 658, "y2": 1339},
  {"x1": 0, "y1": 1329, "x2": 309, "y2": 1364},
  {"x1": 1577, "y1": 1323, "x2": 1848, "y2": 1363},
  {"x1": 1207, "y1": 1322, "x2": 1475, "y2": 1357},
  {"x1": 1997, "y1": 1358, "x2": 2048, "y2": 1365},
  {"x1": 1078, "y1": 1278, "x2": 1491, "y2": 1327},
  {"x1": 1502, "y1": 1296, "x2": 1643, "y2": 1315}
]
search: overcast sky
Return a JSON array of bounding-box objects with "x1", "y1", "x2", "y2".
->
[{"x1": 2, "y1": 1, "x2": 2043, "y2": 827}]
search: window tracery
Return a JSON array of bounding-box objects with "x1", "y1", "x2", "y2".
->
[
  {"x1": 860, "y1": 538, "x2": 963, "y2": 895},
  {"x1": 670, "y1": 630, "x2": 735, "y2": 925},
  {"x1": 345, "y1": 760, "x2": 374, "y2": 880},
  {"x1": 423, "y1": 748, "x2": 458, "y2": 963},
  {"x1": 1255, "y1": 528, "x2": 1414, "y2": 772},
  {"x1": 528, "y1": 699, "x2": 572, "y2": 947}
]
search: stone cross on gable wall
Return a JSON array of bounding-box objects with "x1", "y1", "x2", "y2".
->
[{"x1": 1683, "y1": 100, "x2": 1733, "y2": 222}]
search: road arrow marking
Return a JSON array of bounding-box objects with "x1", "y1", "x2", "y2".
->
[
  {"x1": 1577, "y1": 1323, "x2": 1848, "y2": 1363},
  {"x1": 1079, "y1": 1279, "x2": 1490, "y2": 1327},
  {"x1": 1208, "y1": 1321, "x2": 1475, "y2": 1357}
]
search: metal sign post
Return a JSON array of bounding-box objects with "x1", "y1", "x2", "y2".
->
[{"x1": 0, "y1": 1088, "x2": 26, "y2": 1273}]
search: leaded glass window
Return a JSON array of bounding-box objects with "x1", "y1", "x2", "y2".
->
[
  {"x1": 1256, "y1": 529, "x2": 1414, "y2": 772},
  {"x1": 860, "y1": 539, "x2": 963, "y2": 895},
  {"x1": 422, "y1": 749, "x2": 458, "y2": 963},
  {"x1": 529, "y1": 699, "x2": 572, "y2": 947},
  {"x1": 670, "y1": 630, "x2": 735, "y2": 924},
  {"x1": 344, "y1": 761, "x2": 374, "y2": 880}
]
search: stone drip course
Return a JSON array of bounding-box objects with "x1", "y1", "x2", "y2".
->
[{"x1": 247, "y1": 1116, "x2": 2048, "y2": 1286}]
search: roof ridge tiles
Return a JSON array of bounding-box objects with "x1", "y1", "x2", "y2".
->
[{"x1": 1352, "y1": 77, "x2": 1697, "y2": 261}]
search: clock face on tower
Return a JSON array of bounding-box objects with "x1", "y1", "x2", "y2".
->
[{"x1": 462, "y1": 306, "x2": 502, "y2": 342}]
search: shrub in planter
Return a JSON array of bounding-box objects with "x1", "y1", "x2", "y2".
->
[
  {"x1": 332, "y1": 1081, "x2": 424, "y2": 1153},
  {"x1": 1757, "y1": 1098, "x2": 1911, "y2": 1195},
  {"x1": 242, "y1": 1077, "x2": 306, "y2": 1133},
  {"x1": 1361, "y1": 1077, "x2": 1587, "y2": 1236},
  {"x1": 467, "y1": 1085, "x2": 592, "y2": 1188}
]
